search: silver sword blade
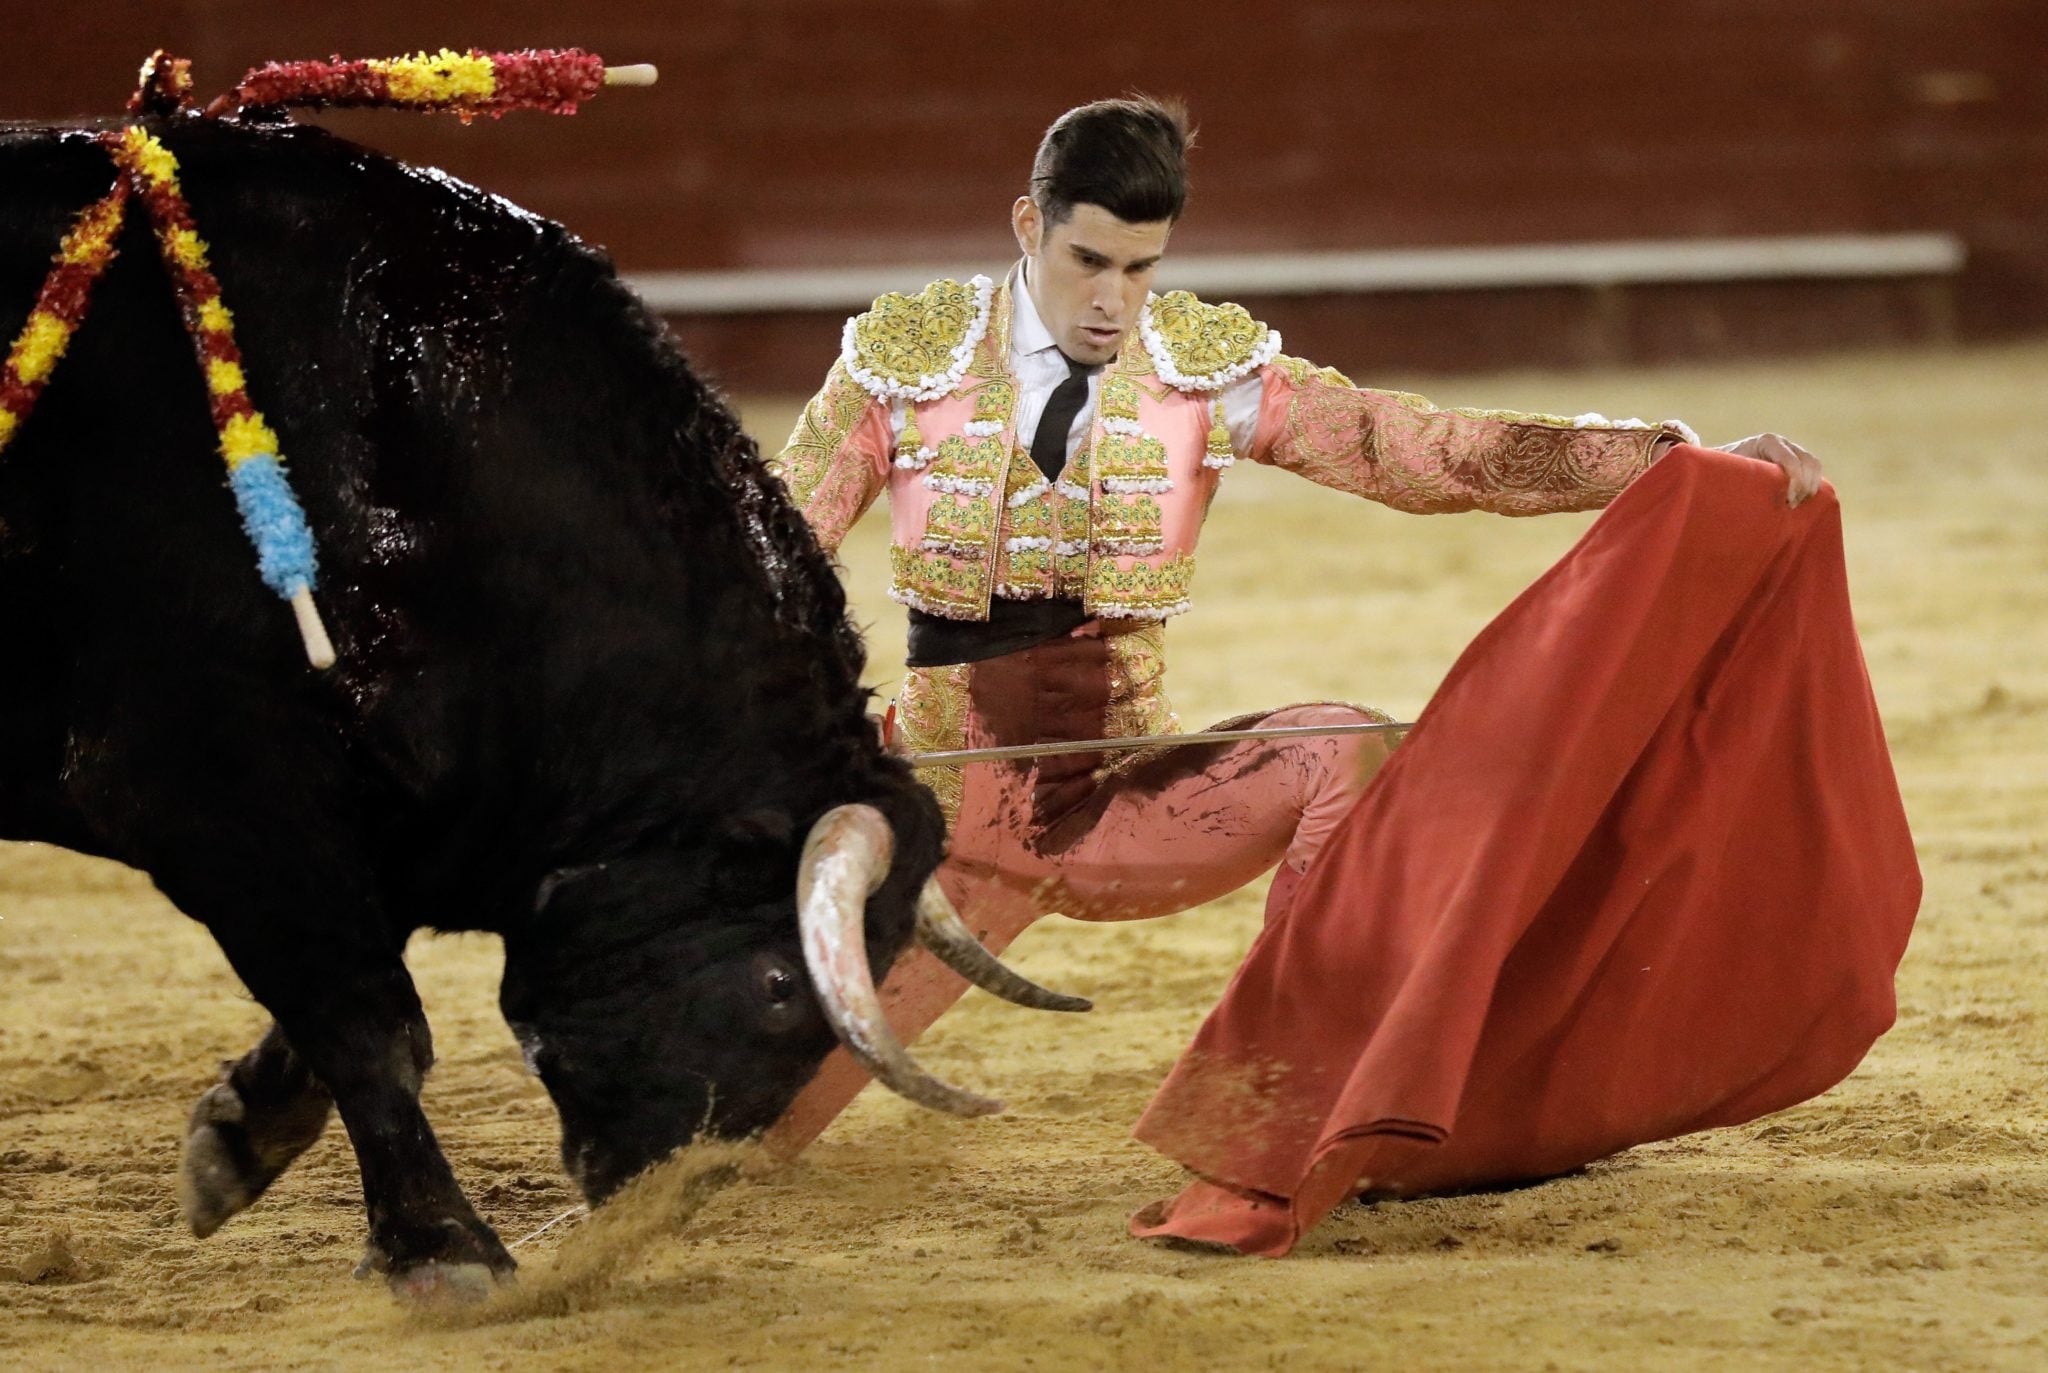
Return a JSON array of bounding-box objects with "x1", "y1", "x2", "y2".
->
[{"x1": 907, "y1": 719, "x2": 1412, "y2": 767}]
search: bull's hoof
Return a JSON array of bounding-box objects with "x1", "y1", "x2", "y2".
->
[
  {"x1": 176, "y1": 1081, "x2": 260, "y2": 1238},
  {"x1": 176, "y1": 1066, "x2": 331, "y2": 1239},
  {"x1": 355, "y1": 1218, "x2": 517, "y2": 1302},
  {"x1": 386, "y1": 1260, "x2": 505, "y2": 1306}
]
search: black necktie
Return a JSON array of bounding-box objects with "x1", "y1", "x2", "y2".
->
[{"x1": 1029, "y1": 354, "x2": 1091, "y2": 481}]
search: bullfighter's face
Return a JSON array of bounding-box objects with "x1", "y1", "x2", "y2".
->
[
  {"x1": 497, "y1": 819, "x2": 924, "y2": 1203},
  {"x1": 1012, "y1": 198, "x2": 1173, "y2": 366}
]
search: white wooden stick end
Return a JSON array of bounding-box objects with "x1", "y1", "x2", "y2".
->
[{"x1": 291, "y1": 587, "x2": 337, "y2": 670}]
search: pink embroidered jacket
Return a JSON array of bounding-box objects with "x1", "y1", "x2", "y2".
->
[{"x1": 771, "y1": 274, "x2": 1694, "y2": 622}]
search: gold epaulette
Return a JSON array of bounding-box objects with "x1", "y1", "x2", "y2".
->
[
  {"x1": 840, "y1": 274, "x2": 994, "y2": 402},
  {"x1": 1138, "y1": 289, "x2": 1283, "y2": 393}
]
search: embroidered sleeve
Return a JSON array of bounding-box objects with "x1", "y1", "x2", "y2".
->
[
  {"x1": 1249, "y1": 354, "x2": 1697, "y2": 515},
  {"x1": 769, "y1": 357, "x2": 892, "y2": 552}
]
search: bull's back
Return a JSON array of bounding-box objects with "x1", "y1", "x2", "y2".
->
[
  {"x1": 0, "y1": 119, "x2": 579, "y2": 842},
  {"x1": 0, "y1": 116, "x2": 858, "y2": 883}
]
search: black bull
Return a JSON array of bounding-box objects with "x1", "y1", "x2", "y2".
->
[{"x1": 0, "y1": 117, "x2": 947, "y2": 1283}]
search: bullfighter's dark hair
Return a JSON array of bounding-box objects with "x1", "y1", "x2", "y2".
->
[{"x1": 1028, "y1": 95, "x2": 1193, "y2": 229}]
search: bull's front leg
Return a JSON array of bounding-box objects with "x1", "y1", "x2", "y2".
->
[
  {"x1": 296, "y1": 966, "x2": 516, "y2": 1296},
  {"x1": 66, "y1": 704, "x2": 513, "y2": 1298},
  {"x1": 203, "y1": 917, "x2": 515, "y2": 1296},
  {"x1": 179, "y1": 1021, "x2": 334, "y2": 1237}
]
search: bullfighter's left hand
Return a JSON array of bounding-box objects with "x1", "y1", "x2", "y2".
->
[{"x1": 1719, "y1": 432, "x2": 1824, "y2": 508}]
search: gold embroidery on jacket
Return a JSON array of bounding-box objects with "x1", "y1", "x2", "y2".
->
[
  {"x1": 972, "y1": 381, "x2": 1014, "y2": 423},
  {"x1": 896, "y1": 664, "x2": 971, "y2": 826},
  {"x1": 922, "y1": 495, "x2": 997, "y2": 555},
  {"x1": 889, "y1": 545, "x2": 989, "y2": 617},
  {"x1": 1007, "y1": 495, "x2": 1053, "y2": 542},
  {"x1": 928, "y1": 433, "x2": 1006, "y2": 486},
  {"x1": 1265, "y1": 354, "x2": 1663, "y2": 514},
  {"x1": 847, "y1": 278, "x2": 986, "y2": 394},
  {"x1": 1092, "y1": 492, "x2": 1167, "y2": 554},
  {"x1": 896, "y1": 373, "x2": 1016, "y2": 613},
  {"x1": 997, "y1": 458, "x2": 1057, "y2": 599},
  {"x1": 1095, "y1": 432, "x2": 1170, "y2": 482},
  {"x1": 1268, "y1": 353, "x2": 1355, "y2": 389},
  {"x1": 771, "y1": 358, "x2": 882, "y2": 546},
  {"x1": 882, "y1": 279, "x2": 1259, "y2": 624},
  {"x1": 1100, "y1": 374, "x2": 1145, "y2": 421},
  {"x1": 1087, "y1": 552, "x2": 1195, "y2": 617},
  {"x1": 999, "y1": 548, "x2": 1054, "y2": 598},
  {"x1": 1144, "y1": 291, "x2": 1274, "y2": 385},
  {"x1": 1055, "y1": 495, "x2": 1091, "y2": 594},
  {"x1": 1102, "y1": 623, "x2": 1179, "y2": 743},
  {"x1": 976, "y1": 282, "x2": 1017, "y2": 380}
]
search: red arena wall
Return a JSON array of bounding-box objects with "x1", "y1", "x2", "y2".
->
[{"x1": 7, "y1": 2, "x2": 2045, "y2": 388}]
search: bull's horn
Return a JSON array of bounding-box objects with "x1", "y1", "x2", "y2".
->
[
  {"x1": 796, "y1": 805, "x2": 1003, "y2": 1118},
  {"x1": 915, "y1": 880, "x2": 1092, "y2": 1013}
]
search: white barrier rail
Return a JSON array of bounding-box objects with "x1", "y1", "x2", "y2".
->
[{"x1": 625, "y1": 233, "x2": 1966, "y2": 316}]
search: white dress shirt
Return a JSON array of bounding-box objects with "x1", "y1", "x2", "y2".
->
[{"x1": 888, "y1": 262, "x2": 1266, "y2": 465}]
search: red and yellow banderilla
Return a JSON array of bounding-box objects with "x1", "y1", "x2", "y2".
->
[{"x1": 0, "y1": 47, "x2": 658, "y2": 670}]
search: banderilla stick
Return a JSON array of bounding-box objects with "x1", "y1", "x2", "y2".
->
[
  {"x1": 908, "y1": 719, "x2": 1412, "y2": 767},
  {"x1": 508, "y1": 1203, "x2": 589, "y2": 1250}
]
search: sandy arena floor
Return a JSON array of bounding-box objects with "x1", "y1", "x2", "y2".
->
[{"x1": 2, "y1": 344, "x2": 2044, "y2": 1370}]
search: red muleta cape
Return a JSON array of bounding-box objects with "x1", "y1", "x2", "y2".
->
[{"x1": 1130, "y1": 445, "x2": 1921, "y2": 1255}]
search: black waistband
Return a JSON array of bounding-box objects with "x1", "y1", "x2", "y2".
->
[{"x1": 906, "y1": 597, "x2": 1091, "y2": 667}]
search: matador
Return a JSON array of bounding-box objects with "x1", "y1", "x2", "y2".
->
[{"x1": 763, "y1": 98, "x2": 1847, "y2": 1247}]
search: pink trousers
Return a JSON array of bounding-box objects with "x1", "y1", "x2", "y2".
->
[{"x1": 769, "y1": 623, "x2": 1395, "y2": 1153}]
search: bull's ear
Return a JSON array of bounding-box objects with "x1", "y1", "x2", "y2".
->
[
  {"x1": 709, "y1": 809, "x2": 796, "y2": 906},
  {"x1": 718, "y1": 809, "x2": 795, "y2": 850},
  {"x1": 534, "y1": 863, "x2": 608, "y2": 915}
]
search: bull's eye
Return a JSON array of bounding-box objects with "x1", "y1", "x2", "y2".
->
[{"x1": 749, "y1": 951, "x2": 813, "y2": 1033}]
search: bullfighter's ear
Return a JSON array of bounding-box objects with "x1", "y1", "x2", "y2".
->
[{"x1": 534, "y1": 863, "x2": 608, "y2": 915}]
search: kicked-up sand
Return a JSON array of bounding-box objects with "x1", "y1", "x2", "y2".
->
[{"x1": 2, "y1": 343, "x2": 2044, "y2": 1370}]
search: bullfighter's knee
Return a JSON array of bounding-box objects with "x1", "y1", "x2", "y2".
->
[{"x1": 1263, "y1": 703, "x2": 1399, "y2": 874}]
